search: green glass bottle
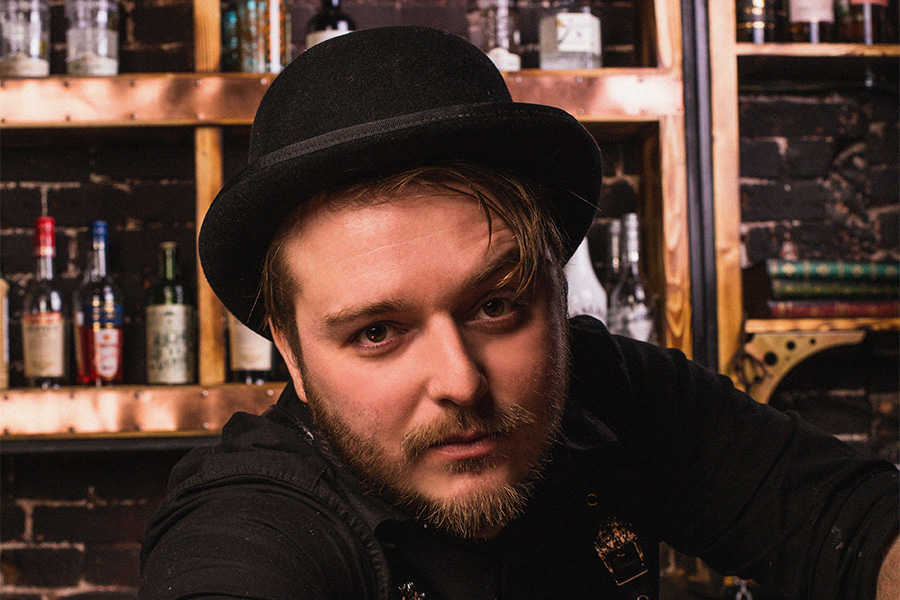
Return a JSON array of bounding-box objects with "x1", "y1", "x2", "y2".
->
[{"x1": 145, "y1": 242, "x2": 196, "y2": 385}]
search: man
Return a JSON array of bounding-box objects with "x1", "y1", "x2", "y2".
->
[{"x1": 140, "y1": 26, "x2": 899, "y2": 599}]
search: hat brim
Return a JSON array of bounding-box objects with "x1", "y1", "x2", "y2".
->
[{"x1": 199, "y1": 101, "x2": 602, "y2": 337}]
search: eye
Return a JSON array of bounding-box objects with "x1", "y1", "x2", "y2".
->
[
  {"x1": 479, "y1": 298, "x2": 512, "y2": 318},
  {"x1": 362, "y1": 324, "x2": 388, "y2": 343}
]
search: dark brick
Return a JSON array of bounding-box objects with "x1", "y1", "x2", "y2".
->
[
  {"x1": 743, "y1": 225, "x2": 779, "y2": 265},
  {"x1": 784, "y1": 138, "x2": 834, "y2": 178},
  {"x1": 33, "y1": 503, "x2": 156, "y2": 544},
  {"x1": 0, "y1": 146, "x2": 92, "y2": 183},
  {"x1": 128, "y1": 182, "x2": 196, "y2": 225},
  {"x1": 742, "y1": 181, "x2": 830, "y2": 222},
  {"x1": 0, "y1": 547, "x2": 83, "y2": 587},
  {"x1": 0, "y1": 231, "x2": 36, "y2": 276},
  {"x1": 740, "y1": 96, "x2": 864, "y2": 139},
  {"x1": 84, "y1": 544, "x2": 142, "y2": 586},
  {"x1": 870, "y1": 166, "x2": 899, "y2": 207},
  {"x1": 877, "y1": 209, "x2": 899, "y2": 249},
  {"x1": 599, "y1": 4, "x2": 638, "y2": 47},
  {"x1": 740, "y1": 139, "x2": 782, "y2": 179},
  {"x1": 130, "y1": 3, "x2": 193, "y2": 47},
  {"x1": 867, "y1": 123, "x2": 900, "y2": 166},
  {"x1": 1, "y1": 502, "x2": 26, "y2": 541},
  {"x1": 0, "y1": 185, "x2": 43, "y2": 229},
  {"x1": 63, "y1": 592, "x2": 138, "y2": 600},
  {"x1": 119, "y1": 46, "x2": 192, "y2": 73}
]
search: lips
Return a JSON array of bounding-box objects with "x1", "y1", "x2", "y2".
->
[{"x1": 430, "y1": 430, "x2": 501, "y2": 460}]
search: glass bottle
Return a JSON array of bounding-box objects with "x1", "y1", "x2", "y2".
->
[
  {"x1": 0, "y1": 271, "x2": 8, "y2": 391},
  {"x1": 736, "y1": 0, "x2": 788, "y2": 43},
  {"x1": 564, "y1": 236, "x2": 607, "y2": 322},
  {"x1": 22, "y1": 216, "x2": 68, "y2": 389},
  {"x1": 74, "y1": 221, "x2": 124, "y2": 385},
  {"x1": 788, "y1": 0, "x2": 834, "y2": 42},
  {"x1": 64, "y1": 0, "x2": 119, "y2": 75},
  {"x1": 539, "y1": 0, "x2": 601, "y2": 69},
  {"x1": 467, "y1": 0, "x2": 522, "y2": 71},
  {"x1": 836, "y1": 0, "x2": 896, "y2": 44},
  {"x1": 237, "y1": 0, "x2": 291, "y2": 73},
  {"x1": 600, "y1": 218, "x2": 622, "y2": 294},
  {"x1": 146, "y1": 242, "x2": 196, "y2": 385},
  {"x1": 608, "y1": 213, "x2": 658, "y2": 344},
  {"x1": 306, "y1": 0, "x2": 355, "y2": 49},
  {"x1": 0, "y1": 0, "x2": 50, "y2": 77},
  {"x1": 228, "y1": 313, "x2": 272, "y2": 384},
  {"x1": 221, "y1": 0, "x2": 240, "y2": 71}
]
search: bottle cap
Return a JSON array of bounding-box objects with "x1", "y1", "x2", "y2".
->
[
  {"x1": 34, "y1": 216, "x2": 56, "y2": 257},
  {"x1": 90, "y1": 220, "x2": 108, "y2": 242}
]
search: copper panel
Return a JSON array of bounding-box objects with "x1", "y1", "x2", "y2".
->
[
  {"x1": 0, "y1": 383, "x2": 283, "y2": 437},
  {"x1": 505, "y1": 69, "x2": 683, "y2": 121},
  {"x1": 0, "y1": 74, "x2": 273, "y2": 127}
]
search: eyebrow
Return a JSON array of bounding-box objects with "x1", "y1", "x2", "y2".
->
[{"x1": 320, "y1": 246, "x2": 522, "y2": 331}]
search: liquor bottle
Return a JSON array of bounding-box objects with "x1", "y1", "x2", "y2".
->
[
  {"x1": 22, "y1": 217, "x2": 68, "y2": 389},
  {"x1": 0, "y1": 271, "x2": 8, "y2": 391},
  {"x1": 73, "y1": 221, "x2": 124, "y2": 385},
  {"x1": 787, "y1": 0, "x2": 834, "y2": 42},
  {"x1": 736, "y1": 0, "x2": 788, "y2": 43},
  {"x1": 467, "y1": 0, "x2": 522, "y2": 71},
  {"x1": 564, "y1": 236, "x2": 607, "y2": 321},
  {"x1": 600, "y1": 218, "x2": 621, "y2": 293},
  {"x1": 305, "y1": 0, "x2": 355, "y2": 49},
  {"x1": 0, "y1": 0, "x2": 51, "y2": 77},
  {"x1": 64, "y1": 0, "x2": 119, "y2": 75},
  {"x1": 608, "y1": 213, "x2": 658, "y2": 343},
  {"x1": 836, "y1": 0, "x2": 896, "y2": 44},
  {"x1": 539, "y1": 0, "x2": 601, "y2": 69},
  {"x1": 146, "y1": 242, "x2": 196, "y2": 385},
  {"x1": 237, "y1": 0, "x2": 291, "y2": 73},
  {"x1": 228, "y1": 313, "x2": 272, "y2": 384},
  {"x1": 221, "y1": 0, "x2": 240, "y2": 71}
]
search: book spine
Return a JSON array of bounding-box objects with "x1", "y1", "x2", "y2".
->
[
  {"x1": 770, "y1": 278, "x2": 900, "y2": 298},
  {"x1": 767, "y1": 299, "x2": 900, "y2": 318},
  {"x1": 766, "y1": 259, "x2": 900, "y2": 281}
]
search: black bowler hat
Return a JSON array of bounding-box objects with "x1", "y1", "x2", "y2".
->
[{"x1": 199, "y1": 25, "x2": 602, "y2": 336}]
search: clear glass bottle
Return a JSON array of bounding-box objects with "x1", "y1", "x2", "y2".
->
[
  {"x1": 836, "y1": 0, "x2": 896, "y2": 44},
  {"x1": 539, "y1": 0, "x2": 601, "y2": 69},
  {"x1": 22, "y1": 216, "x2": 69, "y2": 389},
  {"x1": 237, "y1": 0, "x2": 291, "y2": 73},
  {"x1": 65, "y1": 0, "x2": 119, "y2": 75},
  {"x1": 565, "y1": 236, "x2": 607, "y2": 322},
  {"x1": 0, "y1": 0, "x2": 50, "y2": 77},
  {"x1": 74, "y1": 221, "x2": 124, "y2": 385},
  {"x1": 600, "y1": 218, "x2": 621, "y2": 294},
  {"x1": 788, "y1": 0, "x2": 834, "y2": 42},
  {"x1": 608, "y1": 213, "x2": 658, "y2": 343},
  {"x1": 146, "y1": 242, "x2": 196, "y2": 385},
  {"x1": 228, "y1": 313, "x2": 272, "y2": 384},
  {"x1": 467, "y1": 0, "x2": 522, "y2": 71},
  {"x1": 306, "y1": 0, "x2": 355, "y2": 49}
]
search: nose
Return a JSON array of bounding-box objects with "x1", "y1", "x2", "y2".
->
[{"x1": 421, "y1": 317, "x2": 487, "y2": 407}]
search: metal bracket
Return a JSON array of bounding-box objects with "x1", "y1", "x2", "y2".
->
[{"x1": 739, "y1": 330, "x2": 866, "y2": 404}]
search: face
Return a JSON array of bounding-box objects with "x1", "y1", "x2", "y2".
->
[{"x1": 272, "y1": 187, "x2": 568, "y2": 538}]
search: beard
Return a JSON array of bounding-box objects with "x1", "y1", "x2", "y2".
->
[{"x1": 298, "y1": 323, "x2": 570, "y2": 540}]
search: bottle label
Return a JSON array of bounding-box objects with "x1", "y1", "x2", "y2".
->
[
  {"x1": 23, "y1": 312, "x2": 65, "y2": 378},
  {"x1": 228, "y1": 314, "x2": 273, "y2": 371},
  {"x1": 306, "y1": 28, "x2": 350, "y2": 48},
  {"x1": 486, "y1": 46, "x2": 521, "y2": 71},
  {"x1": 790, "y1": 0, "x2": 834, "y2": 22},
  {"x1": 542, "y1": 12, "x2": 601, "y2": 54},
  {"x1": 93, "y1": 326, "x2": 122, "y2": 379},
  {"x1": 146, "y1": 304, "x2": 196, "y2": 384}
]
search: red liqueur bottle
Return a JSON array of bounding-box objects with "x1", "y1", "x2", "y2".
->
[{"x1": 74, "y1": 221, "x2": 124, "y2": 385}]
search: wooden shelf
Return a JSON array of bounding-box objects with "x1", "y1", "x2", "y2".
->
[
  {"x1": 0, "y1": 68, "x2": 683, "y2": 129},
  {"x1": 736, "y1": 42, "x2": 900, "y2": 58},
  {"x1": 0, "y1": 382, "x2": 285, "y2": 437},
  {"x1": 745, "y1": 317, "x2": 900, "y2": 334}
]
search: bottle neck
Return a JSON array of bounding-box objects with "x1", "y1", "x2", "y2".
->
[
  {"x1": 91, "y1": 238, "x2": 108, "y2": 278},
  {"x1": 36, "y1": 254, "x2": 54, "y2": 280},
  {"x1": 620, "y1": 215, "x2": 641, "y2": 276},
  {"x1": 159, "y1": 248, "x2": 179, "y2": 281}
]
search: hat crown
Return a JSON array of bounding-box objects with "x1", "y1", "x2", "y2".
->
[{"x1": 250, "y1": 27, "x2": 513, "y2": 163}]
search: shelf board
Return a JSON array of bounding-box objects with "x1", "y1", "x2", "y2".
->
[
  {"x1": 0, "y1": 68, "x2": 683, "y2": 129},
  {"x1": 736, "y1": 43, "x2": 900, "y2": 58},
  {"x1": 0, "y1": 382, "x2": 285, "y2": 438},
  {"x1": 745, "y1": 317, "x2": 900, "y2": 334}
]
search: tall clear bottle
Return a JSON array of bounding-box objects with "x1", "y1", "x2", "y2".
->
[
  {"x1": 539, "y1": 0, "x2": 601, "y2": 69},
  {"x1": 74, "y1": 221, "x2": 124, "y2": 385},
  {"x1": 305, "y1": 0, "x2": 355, "y2": 48},
  {"x1": 0, "y1": 0, "x2": 51, "y2": 77},
  {"x1": 228, "y1": 313, "x2": 272, "y2": 384},
  {"x1": 22, "y1": 216, "x2": 69, "y2": 389},
  {"x1": 564, "y1": 236, "x2": 606, "y2": 322},
  {"x1": 836, "y1": 0, "x2": 896, "y2": 44},
  {"x1": 608, "y1": 213, "x2": 657, "y2": 343},
  {"x1": 64, "y1": 0, "x2": 119, "y2": 75},
  {"x1": 467, "y1": 0, "x2": 522, "y2": 71},
  {"x1": 146, "y1": 242, "x2": 196, "y2": 385}
]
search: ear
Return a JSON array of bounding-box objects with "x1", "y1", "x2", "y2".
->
[{"x1": 271, "y1": 324, "x2": 308, "y2": 403}]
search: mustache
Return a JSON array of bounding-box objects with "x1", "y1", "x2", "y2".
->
[{"x1": 401, "y1": 404, "x2": 535, "y2": 460}]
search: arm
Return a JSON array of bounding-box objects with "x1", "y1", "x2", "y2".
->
[{"x1": 878, "y1": 535, "x2": 900, "y2": 600}]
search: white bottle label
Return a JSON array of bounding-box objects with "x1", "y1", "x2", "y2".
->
[
  {"x1": 547, "y1": 12, "x2": 601, "y2": 54},
  {"x1": 94, "y1": 327, "x2": 122, "y2": 379},
  {"x1": 306, "y1": 28, "x2": 350, "y2": 48},
  {"x1": 487, "y1": 46, "x2": 521, "y2": 71},
  {"x1": 146, "y1": 305, "x2": 196, "y2": 384},
  {"x1": 23, "y1": 312, "x2": 65, "y2": 378},
  {"x1": 790, "y1": 0, "x2": 834, "y2": 22},
  {"x1": 228, "y1": 314, "x2": 273, "y2": 371}
]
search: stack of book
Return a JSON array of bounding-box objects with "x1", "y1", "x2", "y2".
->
[{"x1": 744, "y1": 259, "x2": 900, "y2": 319}]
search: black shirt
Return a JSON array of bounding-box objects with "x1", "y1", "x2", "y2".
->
[{"x1": 140, "y1": 317, "x2": 899, "y2": 599}]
